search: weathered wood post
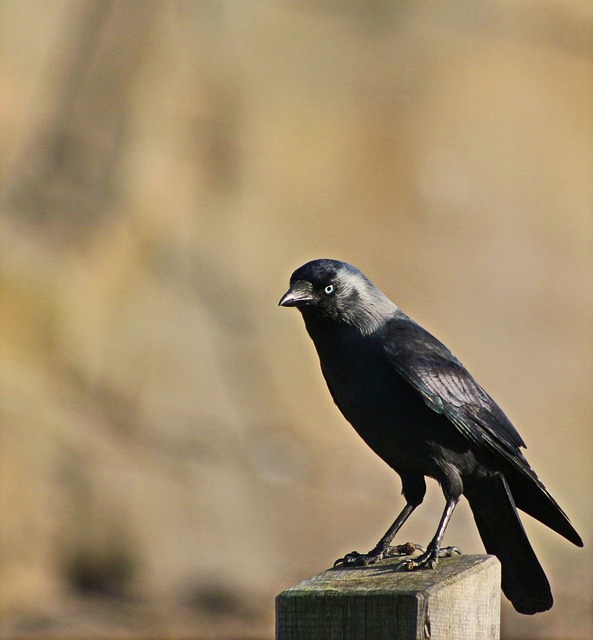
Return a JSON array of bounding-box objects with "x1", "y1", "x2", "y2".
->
[{"x1": 276, "y1": 554, "x2": 500, "y2": 640}]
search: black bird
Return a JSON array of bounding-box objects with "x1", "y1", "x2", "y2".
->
[{"x1": 279, "y1": 258, "x2": 582, "y2": 615}]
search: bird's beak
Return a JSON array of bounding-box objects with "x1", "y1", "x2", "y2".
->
[{"x1": 278, "y1": 280, "x2": 315, "y2": 308}]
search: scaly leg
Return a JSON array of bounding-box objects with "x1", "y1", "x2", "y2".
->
[
  {"x1": 335, "y1": 502, "x2": 420, "y2": 567},
  {"x1": 398, "y1": 498, "x2": 461, "y2": 571}
]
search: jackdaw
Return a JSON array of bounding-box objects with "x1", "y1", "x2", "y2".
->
[{"x1": 279, "y1": 258, "x2": 582, "y2": 615}]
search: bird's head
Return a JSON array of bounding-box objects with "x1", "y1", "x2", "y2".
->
[{"x1": 279, "y1": 259, "x2": 397, "y2": 336}]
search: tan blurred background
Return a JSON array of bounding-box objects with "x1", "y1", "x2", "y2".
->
[{"x1": 1, "y1": 1, "x2": 592, "y2": 638}]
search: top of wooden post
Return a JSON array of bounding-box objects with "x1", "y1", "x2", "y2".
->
[{"x1": 276, "y1": 554, "x2": 501, "y2": 640}]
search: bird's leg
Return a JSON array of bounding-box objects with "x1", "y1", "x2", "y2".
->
[
  {"x1": 334, "y1": 502, "x2": 420, "y2": 567},
  {"x1": 399, "y1": 498, "x2": 461, "y2": 571}
]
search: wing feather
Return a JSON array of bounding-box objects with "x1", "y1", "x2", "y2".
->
[
  {"x1": 380, "y1": 313, "x2": 581, "y2": 546},
  {"x1": 382, "y1": 315, "x2": 534, "y2": 476}
]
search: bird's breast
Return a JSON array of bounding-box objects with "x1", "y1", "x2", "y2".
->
[
  {"x1": 316, "y1": 337, "x2": 424, "y2": 433},
  {"x1": 314, "y1": 335, "x2": 464, "y2": 476}
]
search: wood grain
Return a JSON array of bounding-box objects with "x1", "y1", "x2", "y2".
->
[{"x1": 276, "y1": 554, "x2": 501, "y2": 640}]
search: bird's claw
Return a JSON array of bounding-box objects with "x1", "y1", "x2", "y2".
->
[
  {"x1": 397, "y1": 545, "x2": 462, "y2": 571},
  {"x1": 387, "y1": 542, "x2": 426, "y2": 556},
  {"x1": 334, "y1": 542, "x2": 426, "y2": 567},
  {"x1": 334, "y1": 550, "x2": 382, "y2": 567}
]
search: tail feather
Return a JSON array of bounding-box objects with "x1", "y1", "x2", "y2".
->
[
  {"x1": 507, "y1": 467, "x2": 583, "y2": 547},
  {"x1": 466, "y1": 474, "x2": 552, "y2": 615}
]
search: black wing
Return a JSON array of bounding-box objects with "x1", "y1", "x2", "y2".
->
[
  {"x1": 381, "y1": 313, "x2": 583, "y2": 547},
  {"x1": 381, "y1": 314, "x2": 532, "y2": 474}
]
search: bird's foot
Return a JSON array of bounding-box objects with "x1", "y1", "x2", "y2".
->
[
  {"x1": 334, "y1": 541, "x2": 425, "y2": 567},
  {"x1": 387, "y1": 541, "x2": 426, "y2": 557},
  {"x1": 397, "y1": 544, "x2": 462, "y2": 571},
  {"x1": 334, "y1": 550, "x2": 379, "y2": 567}
]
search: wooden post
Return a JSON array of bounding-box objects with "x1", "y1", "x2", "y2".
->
[{"x1": 276, "y1": 554, "x2": 500, "y2": 640}]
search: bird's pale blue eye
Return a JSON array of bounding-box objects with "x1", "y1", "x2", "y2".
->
[{"x1": 324, "y1": 284, "x2": 335, "y2": 295}]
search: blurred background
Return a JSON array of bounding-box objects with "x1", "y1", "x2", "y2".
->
[{"x1": 1, "y1": 1, "x2": 592, "y2": 638}]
